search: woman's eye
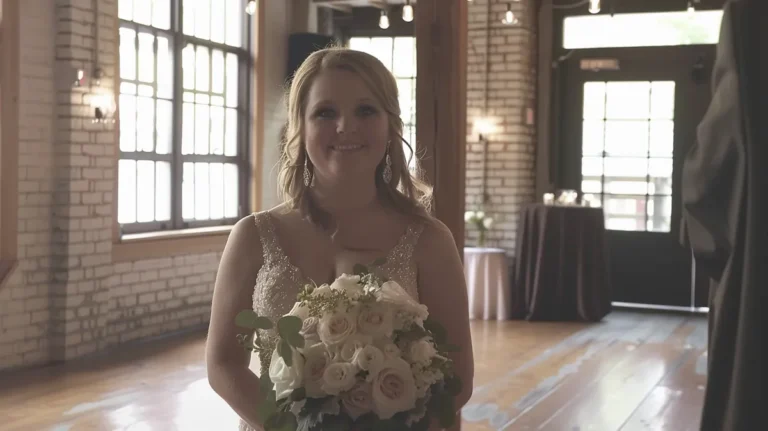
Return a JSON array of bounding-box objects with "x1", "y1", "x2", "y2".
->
[
  {"x1": 357, "y1": 105, "x2": 378, "y2": 116},
  {"x1": 315, "y1": 108, "x2": 335, "y2": 119}
]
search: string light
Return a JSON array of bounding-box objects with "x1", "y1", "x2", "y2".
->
[
  {"x1": 379, "y1": 10, "x2": 390, "y2": 29},
  {"x1": 402, "y1": 0, "x2": 414, "y2": 22},
  {"x1": 589, "y1": 0, "x2": 600, "y2": 14},
  {"x1": 502, "y1": 3, "x2": 518, "y2": 25},
  {"x1": 245, "y1": 0, "x2": 256, "y2": 16}
]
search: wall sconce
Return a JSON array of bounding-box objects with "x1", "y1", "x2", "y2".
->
[
  {"x1": 402, "y1": 0, "x2": 414, "y2": 22},
  {"x1": 502, "y1": 3, "x2": 519, "y2": 25},
  {"x1": 379, "y1": 9, "x2": 390, "y2": 29},
  {"x1": 90, "y1": 91, "x2": 116, "y2": 124},
  {"x1": 73, "y1": 69, "x2": 85, "y2": 87},
  {"x1": 589, "y1": 0, "x2": 601, "y2": 14},
  {"x1": 474, "y1": 117, "x2": 496, "y2": 141}
]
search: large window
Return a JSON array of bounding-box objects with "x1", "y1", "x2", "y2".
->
[
  {"x1": 118, "y1": 0, "x2": 250, "y2": 235},
  {"x1": 348, "y1": 37, "x2": 416, "y2": 170}
]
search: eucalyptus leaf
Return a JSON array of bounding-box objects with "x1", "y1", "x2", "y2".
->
[
  {"x1": 278, "y1": 339, "x2": 293, "y2": 367},
  {"x1": 290, "y1": 387, "x2": 306, "y2": 402},
  {"x1": 254, "y1": 316, "x2": 275, "y2": 330},
  {"x1": 371, "y1": 257, "x2": 387, "y2": 267},
  {"x1": 285, "y1": 331, "x2": 305, "y2": 349},
  {"x1": 265, "y1": 411, "x2": 298, "y2": 431},
  {"x1": 353, "y1": 263, "x2": 368, "y2": 276},
  {"x1": 277, "y1": 316, "x2": 303, "y2": 339},
  {"x1": 235, "y1": 310, "x2": 262, "y2": 329},
  {"x1": 257, "y1": 390, "x2": 278, "y2": 424},
  {"x1": 423, "y1": 317, "x2": 447, "y2": 345}
]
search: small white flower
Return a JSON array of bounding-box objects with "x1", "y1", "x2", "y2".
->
[
  {"x1": 476, "y1": 210, "x2": 485, "y2": 219},
  {"x1": 483, "y1": 217, "x2": 493, "y2": 229},
  {"x1": 321, "y1": 362, "x2": 358, "y2": 395},
  {"x1": 330, "y1": 274, "x2": 364, "y2": 298},
  {"x1": 311, "y1": 284, "x2": 332, "y2": 298},
  {"x1": 268, "y1": 345, "x2": 305, "y2": 401},
  {"x1": 376, "y1": 281, "x2": 428, "y2": 325},
  {"x1": 464, "y1": 211, "x2": 475, "y2": 222},
  {"x1": 352, "y1": 344, "x2": 385, "y2": 375},
  {"x1": 408, "y1": 337, "x2": 438, "y2": 366}
]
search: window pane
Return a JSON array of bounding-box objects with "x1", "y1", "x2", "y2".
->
[
  {"x1": 183, "y1": 0, "x2": 195, "y2": 35},
  {"x1": 182, "y1": 103, "x2": 195, "y2": 154},
  {"x1": 651, "y1": 81, "x2": 675, "y2": 119},
  {"x1": 581, "y1": 179, "x2": 602, "y2": 193},
  {"x1": 605, "y1": 82, "x2": 650, "y2": 120},
  {"x1": 392, "y1": 37, "x2": 415, "y2": 78},
  {"x1": 605, "y1": 179, "x2": 649, "y2": 195},
  {"x1": 156, "y1": 100, "x2": 172, "y2": 154},
  {"x1": 119, "y1": 0, "x2": 133, "y2": 21},
  {"x1": 121, "y1": 82, "x2": 137, "y2": 95},
  {"x1": 138, "y1": 84, "x2": 154, "y2": 97},
  {"x1": 604, "y1": 120, "x2": 649, "y2": 156},
  {"x1": 224, "y1": 163, "x2": 239, "y2": 218},
  {"x1": 138, "y1": 32, "x2": 155, "y2": 83},
  {"x1": 226, "y1": 53, "x2": 238, "y2": 107},
  {"x1": 582, "y1": 120, "x2": 604, "y2": 156},
  {"x1": 649, "y1": 157, "x2": 673, "y2": 179},
  {"x1": 211, "y1": 105, "x2": 225, "y2": 155},
  {"x1": 649, "y1": 120, "x2": 674, "y2": 156},
  {"x1": 118, "y1": 160, "x2": 137, "y2": 224},
  {"x1": 349, "y1": 37, "x2": 371, "y2": 52},
  {"x1": 648, "y1": 175, "x2": 672, "y2": 195},
  {"x1": 136, "y1": 161, "x2": 156, "y2": 223},
  {"x1": 563, "y1": 10, "x2": 723, "y2": 49},
  {"x1": 647, "y1": 195, "x2": 672, "y2": 232},
  {"x1": 196, "y1": 93, "x2": 210, "y2": 105},
  {"x1": 397, "y1": 79, "x2": 414, "y2": 123},
  {"x1": 195, "y1": 163, "x2": 210, "y2": 220},
  {"x1": 369, "y1": 38, "x2": 394, "y2": 70},
  {"x1": 226, "y1": 0, "x2": 242, "y2": 47},
  {"x1": 157, "y1": 36, "x2": 173, "y2": 99},
  {"x1": 212, "y1": 50, "x2": 225, "y2": 94},
  {"x1": 119, "y1": 94, "x2": 136, "y2": 152},
  {"x1": 581, "y1": 157, "x2": 603, "y2": 177},
  {"x1": 152, "y1": 0, "x2": 171, "y2": 30},
  {"x1": 211, "y1": 0, "x2": 226, "y2": 44},
  {"x1": 210, "y1": 163, "x2": 225, "y2": 220},
  {"x1": 196, "y1": 104, "x2": 210, "y2": 155},
  {"x1": 155, "y1": 162, "x2": 171, "y2": 221},
  {"x1": 604, "y1": 157, "x2": 648, "y2": 177},
  {"x1": 604, "y1": 196, "x2": 646, "y2": 231},
  {"x1": 225, "y1": 108, "x2": 238, "y2": 156},
  {"x1": 183, "y1": 163, "x2": 195, "y2": 219},
  {"x1": 133, "y1": 0, "x2": 152, "y2": 25},
  {"x1": 211, "y1": 95, "x2": 224, "y2": 106},
  {"x1": 183, "y1": 92, "x2": 195, "y2": 103},
  {"x1": 196, "y1": 46, "x2": 210, "y2": 92},
  {"x1": 137, "y1": 96, "x2": 154, "y2": 152},
  {"x1": 119, "y1": 28, "x2": 136, "y2": 80},
  {"x1": 583, "y1": 82, "x2": 606, "y2": 120},
  {"x1": 195, "y1": 0, "x2": 211, "y2": 40},
  {"x1": 183, "y1": 44, "x2": 195, "y2": 90}
]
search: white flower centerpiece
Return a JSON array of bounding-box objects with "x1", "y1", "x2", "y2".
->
[
  {"x1": 235, "y1": 259, "x2": 463, "y2": 431},
  {"x1": 465, "y1": 210, "x2": 494, "y2": 247}
]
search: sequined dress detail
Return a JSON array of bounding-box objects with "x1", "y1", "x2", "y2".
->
[{"x1": 239, "y1": 211, "x2": 424, "y2": 431}]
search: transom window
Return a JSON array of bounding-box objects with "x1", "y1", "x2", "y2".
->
[{"x1": 117, "y1": 0, "x2": 250, "y2": 235}]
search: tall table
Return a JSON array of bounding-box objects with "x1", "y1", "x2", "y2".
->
[
  {"x1": 511, "y1": 203, "x2": 612, "y2": 321},
  {"x1": 464, "y1": 247, "x2": 511, "y2": 321}
]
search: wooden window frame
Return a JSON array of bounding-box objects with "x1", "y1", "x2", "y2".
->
[
  {"x1": 112, "y1": 0, "x2": 265, "y2": 262},
  {"x1": 0, "y1": 0, "x2": 20, "y2": 288}
]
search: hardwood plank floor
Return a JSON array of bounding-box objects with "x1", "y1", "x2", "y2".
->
[{"x1": 0, "y1": 311, "x2": 707, "y2": 431}]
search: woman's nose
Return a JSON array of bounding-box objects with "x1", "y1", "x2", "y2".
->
[{"x1": 336, "y1": 114, "x2": 359, "y2": 135}]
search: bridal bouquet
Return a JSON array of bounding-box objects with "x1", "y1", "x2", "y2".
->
[{"x1": 235, "y1": 260, "x2": 462, "y2": 431}]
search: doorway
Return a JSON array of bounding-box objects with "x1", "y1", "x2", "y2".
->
[{"x1": 558, "y1": 44, "x2": 716, "y2": 307}]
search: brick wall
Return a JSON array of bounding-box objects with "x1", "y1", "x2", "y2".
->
[
  {"x1": 0, "y1": 0, "x2": 292, "y2": 371},
  {"x1": 465, "y1": 0, "x2": 537, "y2": 255}
]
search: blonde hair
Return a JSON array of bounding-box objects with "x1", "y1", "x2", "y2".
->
[{"x1": 277, "y1": 46, "x2": 433, "y2": 226}]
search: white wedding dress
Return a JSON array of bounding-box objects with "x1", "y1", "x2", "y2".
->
[{"x1": 239, "y1": 211, "x2": 425, "y2": 431}]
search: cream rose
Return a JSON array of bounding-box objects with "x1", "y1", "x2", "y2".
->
[
  {"x1": 302, "y1": 343, "x2": 331, "y2": 398},
  {"x1": 321, "y1": 362, "x2": 358, "y2": 395},
  {"x1": 377, "y1": 341, "x2": 401, "y2": 359},
  {"x1": 376, "y1": 281, "x2": 429, "y2": 324},
  {"x1": 268, "y1": 345, "x2": 305, "y2": 401},
  {"x1": 330, "y1": 274, "x2": 364, "y2": 298},
  {"x1": 340, "y1": 333, "x2": 373, "y2": 362},
  {"x1": 341, "y1": 381, "x2": 374, "y2": 420},
  {"x1": 318, "y1": 309, "x2": 357, "y2": 346},
  {"x1": 371, "y1": 357, "x2": 418, "y2": 419},
  {"x1": 352, "y1": 344, "x2": 385, "y2": 374},
  {"x1": 408, "y1": 338, "x2": 438, "y2": 366},
  {"x1": 357, "y1": 303, "x2": 394, "y2": 338},
  {"x1": 300, "y1": 316, "x2": 320, "y2": 347}
]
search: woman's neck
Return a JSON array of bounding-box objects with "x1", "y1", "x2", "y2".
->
[{"x1": 309, "y1": 176, "x2": 380, "y2": 217}]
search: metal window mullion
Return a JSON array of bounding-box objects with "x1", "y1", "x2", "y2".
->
[
  {"x1": 645, "y1": 82, "x2": 652, "y2": 231},
  {"x1": 172, "y1": 0, "x2": 184, "y2": 229}
]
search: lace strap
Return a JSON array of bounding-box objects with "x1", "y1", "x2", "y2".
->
[{"x1": 253, "y1": 212, "x2": 280, "y2": 265}]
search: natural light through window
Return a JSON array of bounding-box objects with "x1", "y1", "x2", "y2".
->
[
  {"x1": 118, "y1": 0, "x2": 248, "y2": 234},
  {"x1": 564, "y1": 10, "x2": 723, "y2": 49},
  {"x1": 349, "y1": 37, "x2": 417, "y2": 170}
]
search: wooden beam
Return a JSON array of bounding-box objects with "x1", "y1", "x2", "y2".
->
[{"x1": 415, "y1": 0, "x2": 467, "y2": 252}]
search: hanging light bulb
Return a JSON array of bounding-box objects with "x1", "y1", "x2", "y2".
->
[
  {"x1": 687, "y1": 0, "x2": 695, "y2": 13},
  {"x1": 379, "y1": 10, "x2": 390, "y2": 29},
  {"x1": 589, "y1": 0, "x2": 601, "y2": 14},
  {"x1": 245, "y1": 0, "x2": 256, "y2": 15},
  {"x1": 402, "y1": 0, "x2": 414, "y2": 22},
  {"x1": 502, "y1": 3, "x2": 518, "y2": 25}
]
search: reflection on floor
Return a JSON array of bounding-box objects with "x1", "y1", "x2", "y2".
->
[{"x1": 0, "y1": 311, "x2": 707, "y2": 431}]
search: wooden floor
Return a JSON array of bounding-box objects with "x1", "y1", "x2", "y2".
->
[{"x1": 0, "y1": 311, "x2": 707, "y2": 431}]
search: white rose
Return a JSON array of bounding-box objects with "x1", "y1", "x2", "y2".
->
[
  {"x1": 268, "y1": 345, "x2": 305, "y2": 401},
  {"x1": 330, "y1": 274, "x2": 364, "y2": 298},
  {"x1": 352, "y1": 345, "x2": 385, "y2": 375},
  {"x1": 340, "y1": 333, "x2": 373, "y2": 362},
  {"x1": 476, "y1": 211, "x2": 485, "y2": 219},
  {"x1": 341, "y1": 381, "x2": 374, "y2": 420},
  {"x1": 464, "y1": 211, "x2": 475, "y2": 222},
  {"x1": 377, "y1": 341, "x2": 401, "y2": 359},
  {"x1": 371, "y1": 357, "x2": 418, "y2": 419},
  {"x1": 287, "y1": 302, "x2": 310, "y2": 320},
  {"x1": 311, "y1": 284, "x2": 332, "y2": 298},
  {"x1": 321, "y1": 362, "x2": 358, "y2": 395},
  {"x1": 300, "y1": 316, "x2": 320, "y2": 347},
  {"x1": 318, "y1": 308, "x2": 358, "y2": 346},
  {"x1": 357, "y1": 303, "x2": 394, "y2": 338},
  {"x1": 376, "y1": 281, "x2": 428, "y2": 325},
  {"x1": 302, "y1": 343, "x2": 331, "y2": 398},
  {"x1": 483, "y1": 217, "x2": 493, "y2": 229},
  {"x1": 408, "y1": 338, "x2": 438, "y2": 366}
]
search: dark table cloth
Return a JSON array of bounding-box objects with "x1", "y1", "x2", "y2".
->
[{"x1": 511, "y1": 203, "x2": 612, "y2": 321}]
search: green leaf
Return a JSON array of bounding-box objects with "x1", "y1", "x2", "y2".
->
[
  {"x1": 289, "y1": 387, "x2": 306, "y2": 402},
  {"x1": 439, "y1": 343, "x2": 461, "y2": 353},
  {"x1": 353, "y1": 263, "x2": 368, "y2": 276},
  {"x1": 277, "y1": 316, "x2": 303, "y2": 339},
  {"x1": 235, "y1": 310, "x2": 262, "y2": 329},
  {"x1": 285, "y1": 331, "x2": 305, "y2": 349},
  {"x1": 257, "y1": 390, "x2": 278, "y2": 424},
  {"x1": 371, "y1": 257, "x2": 387, "y2": 267},
  {"x1": 444, "y1": 376, "x2": 463, "y2": 396},
  {"x1": 278, "y1": 339, "x2": 293, "y2": 367},
  {"x1": 254, "y1": 316, "x2": 274, "y2": 330},
  {"x1": 423, "y1": 317, "x2": 447, "y2": 345},
  {"x1": 372, "y1": 419, "x2": 399, "y2": 431},
  {"x1": 264, "y1": 411, "x2": 298, "y2": 431}
]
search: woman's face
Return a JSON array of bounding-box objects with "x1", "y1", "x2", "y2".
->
[{"x1": 303, "y1": 68, "x2": 389, "y2": 186}]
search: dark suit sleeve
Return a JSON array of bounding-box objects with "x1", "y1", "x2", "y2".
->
[{"x1": 681, "y1": 2, "x2": 746, "y2": 281}]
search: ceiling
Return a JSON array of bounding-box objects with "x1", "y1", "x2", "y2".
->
[{"x1": 312, "y1": 0, "x2": 412, "y2": 13}]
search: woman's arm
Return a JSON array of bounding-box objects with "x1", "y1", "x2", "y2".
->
[
  {"x1": 416, "y1": 219, "x2": 475, "y2": 412},
  {"x1": 206, "y1": 215, "x2": 266, "y2": 430}
]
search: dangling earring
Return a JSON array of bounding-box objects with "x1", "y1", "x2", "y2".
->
[
  {"x1": 303, "y1": 157, "x2": 312, "y2": 187},
  {"x1": 382, "y1": 141, "x2": 393, "y2": 184}
]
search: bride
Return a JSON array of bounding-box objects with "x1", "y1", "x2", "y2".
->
[{"x1": 205, "y1": 47, "x2": 474, "y2": 430}]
